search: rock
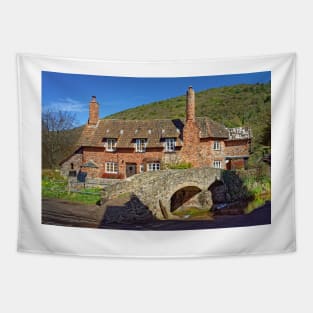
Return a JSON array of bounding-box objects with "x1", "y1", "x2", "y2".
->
[
  {"x1": 210, "y1": 184, "x2": 227, "y2": 203},
  {"x1": 225, "y1": 193, "x2": 232, "y2": 202},
  {"x1": 197, "y1": 190, "x2": 213, "y2": 209}
]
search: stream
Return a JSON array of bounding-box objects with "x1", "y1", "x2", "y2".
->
[{"x1": 213, "y1": 193, "x2": 271, "y2": 215}]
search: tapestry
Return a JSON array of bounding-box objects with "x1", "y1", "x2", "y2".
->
[{"x1": 17, "y1": 53, "x2": 296, "y2": 257}]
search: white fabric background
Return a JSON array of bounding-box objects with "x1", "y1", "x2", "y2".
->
[
  {"x1": 0, "y1": 1, "x2": 311, "y2": 312},
  {"x1": 17, "y1": 53, "x2": 295, "y2": 257}
]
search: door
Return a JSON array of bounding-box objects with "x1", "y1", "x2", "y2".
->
[{"x1": 126, "y1": 163, "x2": 137, "y2": 177}]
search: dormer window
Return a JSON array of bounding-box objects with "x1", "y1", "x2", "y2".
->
[
  {"x1": 213, "y1": 141, "x2": 221, "y2": 151},
  {"x1": 106, "y1": 138, "x2": 117, "y2": 152},
  {"x1": 135, "y1": 138, "x2": 146, "y2": 152},
  {"x1": 165, "y1": 138, "x2": 175, "y2": 152}
]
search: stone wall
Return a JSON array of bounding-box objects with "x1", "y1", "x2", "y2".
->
[
  {"x1": 101, "y1": 167, "x2": 250, "y2": 220},
  {"x1": 60, "y1": 150, "x2": 82, "y2": 177},
  {"x1": 69, "y1": 176, "x2": 121, "y2": 189}
]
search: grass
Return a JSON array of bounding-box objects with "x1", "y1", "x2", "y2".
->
[
  {"x1": 42, "y1": 170, "x2": 101, "y2": 205},
  {"x1": 244, "y1": 195, "x2": 270, "y2": 214},
  {"x1": 242, "y1": 175, "x2": 271, "y2": 198},
  {"x1": 167, "y1": 162, "x2": 192, "y2": 170}
]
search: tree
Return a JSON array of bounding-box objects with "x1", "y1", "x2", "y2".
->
[
  {"x1": 260, "y1": 111, "x2": 271, "y2": 147},
  {"x1": 42, "y1": 110, "x2": 77, "y2": 169}
]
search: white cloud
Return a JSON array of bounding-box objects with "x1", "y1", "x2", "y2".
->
[{"x1": 44, "y1": 98, "x2": 88, "y2": 112}]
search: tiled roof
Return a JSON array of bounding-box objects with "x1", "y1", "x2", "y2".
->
[
  {"x1": 81, "y1": 160, "x2": 99, "y2": 168},
  {"x1": 196, "y1": 117, "x2": 229, "y2": 139},
  {"x1": 77, "y1": 117, "x2": 239, "y2": 149}
]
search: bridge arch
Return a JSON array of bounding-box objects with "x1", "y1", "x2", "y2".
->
[
  {"x1": 101, "y1": 167, "x2": 224, "y2": 220},
  {"x1": 170, "y1": 185, "x2": 202, "y2": 212},
  {"x1": 161, "y1": 181, "x2": 206, "y2": 217}
]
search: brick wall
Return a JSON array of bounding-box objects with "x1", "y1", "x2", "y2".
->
[
  {"x1": 229, "y1": 158, "x2": 246, "y2": 169},
  {"x1": 224, "y1": 140, "x2": 249, "y2": 156},
  {"x1": 82, "y1": 146, "x2": 165, "y2": 178},
  {"x1": 61, "y1": 137, "x2": 250, "y2": 178},
  {"x1": 81, "y1": 166, "x2": 99, "y2": 178},
  {"x1": 180, "y1": 120, "x2": 201, "y2": 166}
]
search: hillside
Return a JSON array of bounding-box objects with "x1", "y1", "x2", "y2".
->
[
  {"x1": 107, "y1": 83, "x2": 270, "y2": 146},
  {"x1": 44, "y1": 83, "x2": 270, "y2": 168}
]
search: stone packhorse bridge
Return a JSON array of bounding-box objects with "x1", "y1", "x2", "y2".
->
[{"x1": 101, "y1": 167, "x2": 224, "y2": 219}]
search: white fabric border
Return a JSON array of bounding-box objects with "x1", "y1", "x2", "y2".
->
[{"x1": 17, "y1": 53, "x2": 296, "y2": 258}]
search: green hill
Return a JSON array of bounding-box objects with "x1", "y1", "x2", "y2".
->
[{"x1": 107, "y1": 83, "x2": 271, "y2": 148}]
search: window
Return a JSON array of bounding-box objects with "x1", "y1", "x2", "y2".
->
[
  {"x1": 106, "y1": 138, "x2": 117, "y2": 151},
  {"x1": 213, "y1": 141, "x2": 221, "y2": 151},
  {"x1": 213, "y1": 160, "x2": 222, "y2": 169},
  {"x1": 135, "y1": 138, "x2": 146, "y2": 152},
  {"x1": 140, "y1": 164, "x2": 145, "y2": 173},
  {"x1": 147, "y1": 162, "x2": 160, "y2": 171},
  {"x1": 165, "y1": 138, "x2": 176, "y2": 152},
  {"x1": 105, "y1": 162, "x2": 118, "y2": 173},
  {"x1": 68, "y1": 170, "x2": 77, "y2": 177}
]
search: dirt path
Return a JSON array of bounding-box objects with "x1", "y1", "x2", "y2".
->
[
  {"x1": 42, "y1": 198, "x2": 271, "y2": 230},
  {"x1": 42, "y1": 198, "x2": 103, "y2": 228}
]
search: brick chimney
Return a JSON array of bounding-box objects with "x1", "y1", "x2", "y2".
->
[
  {"x1": 181, "y1": 86, "x2": 200, "y2": 166},
  {"x1": 186, "y1": 86, "x2": 196, "y2": 122},
  {"x1": 88, "y1": 96, "x2": 99, "y2": 125}
]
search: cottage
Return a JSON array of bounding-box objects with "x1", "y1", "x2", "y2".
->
[{"x1": 60, "y1": 86, "x2": 252, "y2": 179}]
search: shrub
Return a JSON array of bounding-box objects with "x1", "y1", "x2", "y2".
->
[
  {"x1": 167, "y1": 162, "x2": 192, "y2": 170},
  {"x1": 42, "y1": 169, "x2": 65, "y2": 181},
  {"x1": 101, "y1": 172, "x2": 124, "y2": 179},
  {"x1": 242, "y1": 175, "x2": 271, "y2": 198}
]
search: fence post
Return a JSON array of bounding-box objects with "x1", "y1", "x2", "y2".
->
[{"x1": 68, "y1": 179, "x2": 71, "y2": 195}]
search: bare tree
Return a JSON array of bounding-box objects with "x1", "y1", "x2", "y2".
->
[{"x1": 42, "y1": 110, "x2": 77, "y2": 169}]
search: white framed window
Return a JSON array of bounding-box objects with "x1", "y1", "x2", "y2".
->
[
  {"x1": 147, "y1": 162, "x2": 160, "y2": 171},
  {"x1": 106, "y1": 138, "x2": 117, "y2": 151},
  {"x1": 213, "y1": 160, "x2": 222, "y2": 169},
  {"x1": 135, "y1": 138, "x2": 146, "y2": 152},
  {"x1": 165, "y1": 138, "x2": 176, "y2": 152},
  {"x1": 140, "y1": 164, "x2": 145, "y2": 173},
  {"x1": 105, "y1": 162, "x2": 118, "y2": 173},
  {"x1": 213, "y1": 141, "x2": 221, "y2": 151}
]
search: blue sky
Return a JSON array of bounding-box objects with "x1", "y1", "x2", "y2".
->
[{"x1": 42, "y1": 71, "x2": 271, "y2": 126}]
